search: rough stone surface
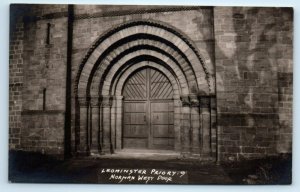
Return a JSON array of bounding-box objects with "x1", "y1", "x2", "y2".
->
[
  {"x1": 214, "y1": 7, "x2": 293, "y2": 160},
  {"x1": 10, "y1": 5, "x2": 68, "y2": 153},
  {"x1": 9, "y1": 13, "x2": 24, "y2": 150}
]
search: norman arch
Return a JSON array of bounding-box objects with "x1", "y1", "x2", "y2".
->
[
  {"x1": 75, "y1": 20, "x2": 215, "y2": 98},
  {"x1": 74, "y1": 19, "x2": 216, "y2": 159},
  {"x1": 99, "y1": 54, "x2": 188, "y2": 96}
]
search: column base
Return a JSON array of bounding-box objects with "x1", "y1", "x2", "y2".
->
[
  {"x1": 191, "y1": 147, "x2": 201, "y2": 154},
  {"x1": 76, "y1": 150, "x2": 90, "y2": 156},
  {"x1": 200, "y1": 152, "x2": 213, "y2": 160},
  {"x1": 90, "y1": 149, "x2": 100, "y2": 155},
  {"x1": 101, "y1": 142, "x2": 111, "y2": 154},
  {"x1": 179, "y1": 152, "x2": 215, "y2": 161},
  {"x1": 180, "y1": 151, "x2": 191, "y2": 158},
  {"x1": 76, "y1": 144, "x2": 90, "y2": 156}
]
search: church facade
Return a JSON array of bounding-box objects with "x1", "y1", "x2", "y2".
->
[{"x1": 9, "y1": 5, "x2": 293, "y2": 161}]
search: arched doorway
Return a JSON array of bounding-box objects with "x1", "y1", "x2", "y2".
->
[
  {"x1": 73, "y1": 20, "x2": 217, "y2": 160},
  {"x1": 122, "y1": 67, "x2": 174, "y2": 150}
]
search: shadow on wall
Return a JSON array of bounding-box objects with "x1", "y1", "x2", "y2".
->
[
  {"x1": 10, "y1": 5, "x2": 30, "y2": 40},
  {"x1": 215, "y1": 7, "x2": 292, "y2": 160},
  {"x1": 192, "y1": 8, "x2": 216, "y2": 95}
]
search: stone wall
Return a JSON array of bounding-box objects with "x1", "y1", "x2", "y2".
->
[
  {"x1": 9, "y1": 6, "x2": 25, "y2": 149},
  {"x1": 214, "y1": 7, "x2": 293, "y2": 160},
  {"x1": 9, "y1": 5, "x2": 68, "y2": 155},
  {"x1": 276, "y1": 8, "x2": 293, "y2": 153}
]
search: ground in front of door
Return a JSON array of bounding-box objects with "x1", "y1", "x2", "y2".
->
[{"x1": 9, "y1": 151, "x2": 291, "y2": 184}]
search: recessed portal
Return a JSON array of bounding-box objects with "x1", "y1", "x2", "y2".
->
[{"x1": 122, "y1": 67, "x2": 174, "y2": 150}]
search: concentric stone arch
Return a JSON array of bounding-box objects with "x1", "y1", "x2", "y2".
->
[
  {"x1": 85, "y1": 33, "x2": 199, "y2": 98},
  {"x1": 88, "y1": 39, "x2": 195, "y2": 98},
  {"x1": 96, "y1": 53, "x2": 190, "y2": 97},
  {"x1": 75, "y1": 19, "x2": 213, "y2": 98},
  {"x1": 112, "y1": 61, "x2": 181, "y2": 97}
]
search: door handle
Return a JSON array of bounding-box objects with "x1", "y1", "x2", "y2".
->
[{"x1": 144, "y1": 115, "x2": 146, "y2": 122}]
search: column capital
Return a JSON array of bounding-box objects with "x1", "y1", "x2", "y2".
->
[
  {"x1": 199, "y1": 96, "x2": 211, "y2": 108},
  {"x1": 90, "y1": 97, "x2": 100, "y2": 107},
  {"x1": 77, "y1": 97, "x2": 89, "y2": 107},
  {"x1": 115, "y1": 95, "x2": 124, "y2": 100},
  {"x1": 180, "y1": 95, "x2": 190, "y2": 107},
  {"x1": 189, "y1": 94, "x2": 199, "y2": 107},
  {"x1": 101, "y1": 95, "x2": 112, "y2": 107},
  {"x1": 210, "y1": 97, "x2": 216, "y2": 110}
]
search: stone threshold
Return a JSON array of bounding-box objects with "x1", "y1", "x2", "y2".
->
[
  {"x1": 90, "y1": 149, "x2": 181, "y2": 160},
  {"x1": 88, "y1": 149, "x2": 216, "y2": 162}
]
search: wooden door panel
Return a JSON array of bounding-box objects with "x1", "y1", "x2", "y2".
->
[
  {"x1": 129, "y1": 102, "x2": 146, "y2": 112},
  {"x1": 154, "y1": 138, "x2": 174, "y2": 145},
  {"x1": 124, "y1": 104, "x2": 131, "y2": 112},
  {"x1": 152, "y1": 125, "x2": 170, "y2": 137},
  {"x1": 123, "y1": 125, "x2": 131, "y2": 137},
  {"x1": 168, "y1": 113, "x2": 174, "y2": 123},
  {"x1": 168, "y1": 125, "x2": 175, "y2": 137},
  {"x1": 123, "y1": 125, "x2": 148, "y2": 137},
  {"x1": 123, "y1": 102, "x2": 147, "y2": 148},
  {"x1": 124, "y1": 102, "x2": 146, "y2": 112},
  {"x1": 168, "y1": 102, "x2": 174, "y2": 111},
  {"x1": 152, "y1": 112, "x2": 169, "y2": 124},
  {"x1": 150, "y1": 101, "x2": 174, "y2": 148},
  {"x1": 124, "y1": 113, "x2": 131, "y2": 124},
  {"x1": 151, "y1": 102, "x2": 169, "y2": 112},
  {"x1": 130, "y1": 113, "x2": 146, "y2": 124},
  {"x1": 150, "y1": 69, "x2": 173, "y2": 99},
  {"x1": 152, "y1": 138, "x2": 174, "y2": 150},
  {"x1": 122, "y1": 67, "x2": 175, "y2": 150},
  {"x1": 123, "y1": 69, "x2": 147, "y2": 100},
  {"x1": 153, "y1": 138, "x2": 169, "y2": 145},
  {"x1": 153, "y1": 138, "x2": 175, "y2": 145},
  {"x1": 135, "y1": 103, "x2": 146, "y2": 111},
  {"x1": 152, "y1": 125, "x2": 174, "y2": 138},
  {"x1": 123, "y1": 138, "x2": 148, "y2": 148}
]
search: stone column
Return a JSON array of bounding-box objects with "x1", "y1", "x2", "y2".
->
[
  {"x1": 200, "y1": 97, "x2": 211, "y2": 157},
  {"x1": 189, "y1": 94, "x2": 200, "y2": 155},
  {"x1": 98, "y1": 96, "x2": 103, "y2": 153},
  {"x1": 180, "y1": 95, "x2": 191, "y2": 155},
  {"x1": 90, "y1": 97, "x2": 100, "y2": 154},
  {"x1": 210, "y1": 97, "x2": 217, "y2": 160},
  {"x1": 115, "y1": 96, "x2": 123, "y2": 150},
  {"x1": 110, "y1": 97, "x2": 116, "y2": 153},
  {"x1": 101, "y1": 95, "x2": 112, "y2": 154},
  {"x1": 77, "y1": 97, "x2": 90, "y2": 155},
  {"x1": 174, "y1": 98, "x2": 181, "y2": 151}
]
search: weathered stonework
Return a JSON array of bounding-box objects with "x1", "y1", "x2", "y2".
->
[
  {"x1": 9, "y1": 15, "x2": 24, "y2": 150},
  {"x1": 9, "y1": 5, "x2": 293, "y2": 161},
  {"x1": 214, "y1": 7, "x2": 293, "y2": 160}
]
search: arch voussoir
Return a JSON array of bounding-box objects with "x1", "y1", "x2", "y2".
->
[
  {"x1": 76, "y1": 21, "x2": 212, "y2": 98},
  {"x1": 94, "y1": 50, "x2": 190, "y2": 97},
  {"x1": 88, "y1": 39, "x2": 195, "y2": 97}
]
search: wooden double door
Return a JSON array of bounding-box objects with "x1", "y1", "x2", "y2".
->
[{"x1": 122, "y1": 68, "x2": 174, "y2": 150}]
